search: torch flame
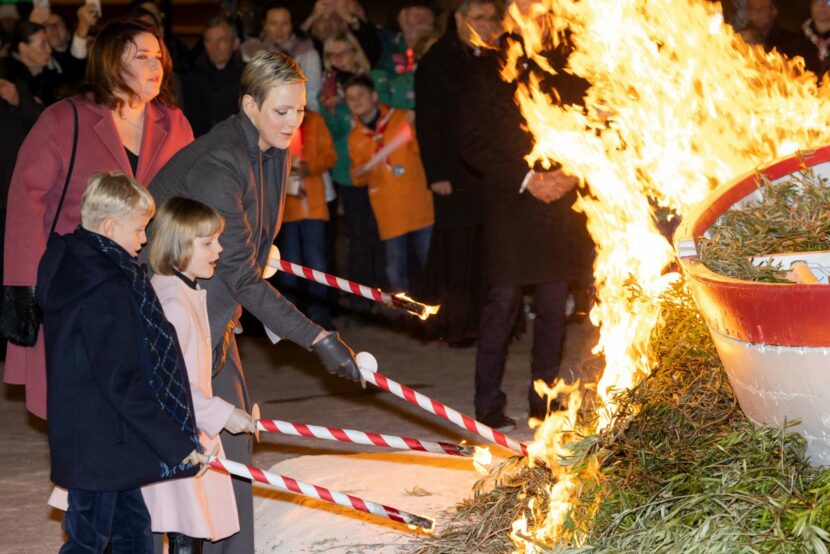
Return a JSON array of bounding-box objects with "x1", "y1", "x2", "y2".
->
[
  {"x1": 498, "y1": 0, "x2": 830, "y2": 549},
  {"x1": 392, "y1": 292, "x2": 441, "y2": 320},
  {"x1": 406, "y1": 516, "x2": 436, "y2": 534},
  {"x1": 472, "y1": 446, "x2": 493, "y2": 475}
]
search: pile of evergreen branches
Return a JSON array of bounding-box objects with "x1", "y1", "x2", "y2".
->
[
  {"x1": 413, "y1": 283, "x2": 830, "y2": 553},
  {"x1": 697, "y1": 167, "x2": 830, "y2": 282}
]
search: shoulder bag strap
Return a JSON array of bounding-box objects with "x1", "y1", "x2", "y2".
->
[{"x1": 49, "y1": 98, "x2": 79, "y2": 237}]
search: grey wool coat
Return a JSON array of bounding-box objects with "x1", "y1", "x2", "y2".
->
[{"x1": 148, "y1": 113, "x2": 323, "y2": 353}]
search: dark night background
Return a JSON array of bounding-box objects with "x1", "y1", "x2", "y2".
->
[{"x1": 13, "y1": 0, "x2": 818, "y2": 45}]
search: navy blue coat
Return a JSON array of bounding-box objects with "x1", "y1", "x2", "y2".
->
[{"x1": 36, "y1": 230, "x2": 198, "y2": 491}]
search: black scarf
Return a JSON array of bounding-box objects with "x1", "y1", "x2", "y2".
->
[{"x1": 78, "y1": 227, "x2": 202, "y2": 476}]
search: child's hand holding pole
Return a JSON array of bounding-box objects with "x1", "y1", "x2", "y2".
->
[
  {"x1": 182, "y1": 449, "x2": 209, "y2": 466},
  {"x1": 225, "y1": 408, "x2": 256, "y2": 434}
]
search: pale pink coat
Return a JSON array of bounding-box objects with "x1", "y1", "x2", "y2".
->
[{"x1": 141, "y1": 274, "x2": 239, "y2": 541}]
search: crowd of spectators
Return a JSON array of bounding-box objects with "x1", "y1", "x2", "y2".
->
[
  {"x1": 1, "y1": 0, "x2": 825, "y2": 430},
  {"x1": 2, "y1": 0, "x2": 467, "y2": 332},
  {"x1": 739, "y1": 0, "x2": 830, "y2": 74}
]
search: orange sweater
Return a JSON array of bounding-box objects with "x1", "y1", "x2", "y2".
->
[
  {"x1": 283, "y1": 110, "x2": 337, "y2": 223},
  {"x1": 348, "y1": 105, "x2": 434, "y2": 240}
]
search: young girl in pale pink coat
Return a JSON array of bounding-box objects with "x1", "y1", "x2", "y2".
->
[{"x1": 143, "y1": 197, "x2": 255, "y2": 553}]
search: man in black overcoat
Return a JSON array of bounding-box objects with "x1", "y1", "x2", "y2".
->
[
  {"x1": 414, "y1": 0, "x2": 500, "y2": 345},
  {"x1": 181, "y1": 15, "x2": 246, "y2": 137},
  {"x1": 459, "y1": 1, "x2": 589, "y2": 428}
]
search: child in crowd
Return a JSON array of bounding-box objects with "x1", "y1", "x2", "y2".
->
[
  {"x1": 143, "y1": 197, "x2": 255, "y2": 552},
  {"x1": 345, "y1": 74, "x2": 434, "y2": 293},
  {"x1": 320, "y1": 33, "x2": 388, "y2": 308},
  {"x1": 276, "y1": 110, "x2": 338, "y2": 330},
  {"x1": 36, "y1": 172, "x2": 204, "y2": 553}
]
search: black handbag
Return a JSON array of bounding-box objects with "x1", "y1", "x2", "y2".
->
[{"x1": 0, "y1": 99, "x2": 79, "y2": 346}]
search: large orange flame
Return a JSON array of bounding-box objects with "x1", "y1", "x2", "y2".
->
[{"x1": 501, "y1": 0, "x2": 830, "y2": 549}]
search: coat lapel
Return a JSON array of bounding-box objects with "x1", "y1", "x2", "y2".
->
[
  {"x1": 136, "y1": 102, "x2": 168, "y2": 184},
  {"x1": 91, "y1": 103, "x2": 132, "y2": 175}
]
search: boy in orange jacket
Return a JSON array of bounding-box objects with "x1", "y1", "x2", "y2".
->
[
  {"x1": 277, "y1": 110, "x2": 338, "y2": 329},
  {"x1": 345, "y1": 74, "x2": 434, "y2": 293}
]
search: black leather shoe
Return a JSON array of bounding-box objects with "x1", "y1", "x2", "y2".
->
[
  {"x1": 168, "y1": 533, "x2": 203, "y2": 554},
  {"x1": 478, "y1": 411, "x2": 516, "y2": 432}
]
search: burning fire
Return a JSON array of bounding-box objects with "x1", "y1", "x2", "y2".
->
[
  {"x1": 392, "y1": 292, "x2": 441, "y2": 320},
  {"x1": 472, "y1": 446, "x2": 493, "y2": 475},
  {"x1": 500, "y1": 0, "x2": 830, "y2": 549}
]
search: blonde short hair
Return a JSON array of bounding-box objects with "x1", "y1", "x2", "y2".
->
[
  {"x1": 80, "y1": 172, "x2": 155, "y2": 231},
  {"x1": 148, "y1": 197, "x2": 224, "y2": 275},
  {"x1": 323, "y1": 32, "x2": 371, "y2": 75},
  {"x1": 241, "y1": 50, "x2": 306, "y2": 108}
]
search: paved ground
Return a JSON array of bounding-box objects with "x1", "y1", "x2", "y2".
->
[{"x1": 0, "y1": 311, "x2": 598, "y2": 553}]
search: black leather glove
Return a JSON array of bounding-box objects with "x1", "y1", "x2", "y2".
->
[{"x1": 311, "y1": 332, "x2": 360, "y2": 381}]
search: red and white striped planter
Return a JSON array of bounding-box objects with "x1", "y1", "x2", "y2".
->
[{"x1": 675, "y1": 145, "x2": 830, "y2": 465}]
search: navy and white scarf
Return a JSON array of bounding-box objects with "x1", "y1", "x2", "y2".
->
[{"x1": 79, "y1": 227, "x2": 202, "y2": 477}]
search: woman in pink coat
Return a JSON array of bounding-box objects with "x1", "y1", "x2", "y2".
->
[
  {"x1": 3, "y1": 19, "x2": 194, "y2": 419},
  {"x1": 144, "y1": 197, "x2": 255, "y2": 552}
]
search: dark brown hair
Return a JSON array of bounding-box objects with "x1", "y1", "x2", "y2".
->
[
  {"x1": 12, "y1": 21, "x2": 45, "y2": 54},
  {"x1": 85, "y1": 19, "x2": 175, "y2": 111},
  {"x1": 342, "y1": 73, "x2": 375, "y2": 94}
]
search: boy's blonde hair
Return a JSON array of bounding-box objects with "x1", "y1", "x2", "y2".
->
[
  {"x1": 80, "y1": 172, "x2": 155, "y2": 231},
  {"x1": 148, "y1": 197, "x2": 225, "y2": 276},
  {"x1": 241, "y1": 50, "x2": 306, "y2": 108}
]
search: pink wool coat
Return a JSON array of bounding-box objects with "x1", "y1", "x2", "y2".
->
[
  {"x1": 2, "y1": 94, "x2": 193, "y2": 419},
  {"x1": 141, "y1": 274, "x2": 239, "y2": 541}
]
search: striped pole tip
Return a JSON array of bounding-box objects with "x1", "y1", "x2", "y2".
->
[
  {"x1": 252, "y1": 403, "x2": 261, "y2": 443},
  {"x1": 356, "y1": 351, "x2": 378, "y2": 373}
]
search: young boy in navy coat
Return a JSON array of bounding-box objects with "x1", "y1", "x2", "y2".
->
[{"x1": 36, "y1": 172, "x2": 206, "y2": 553}]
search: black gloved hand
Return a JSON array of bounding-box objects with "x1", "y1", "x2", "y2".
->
[{"x1": 311, "y1": 332, "x2": 360, "y2": 381}]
